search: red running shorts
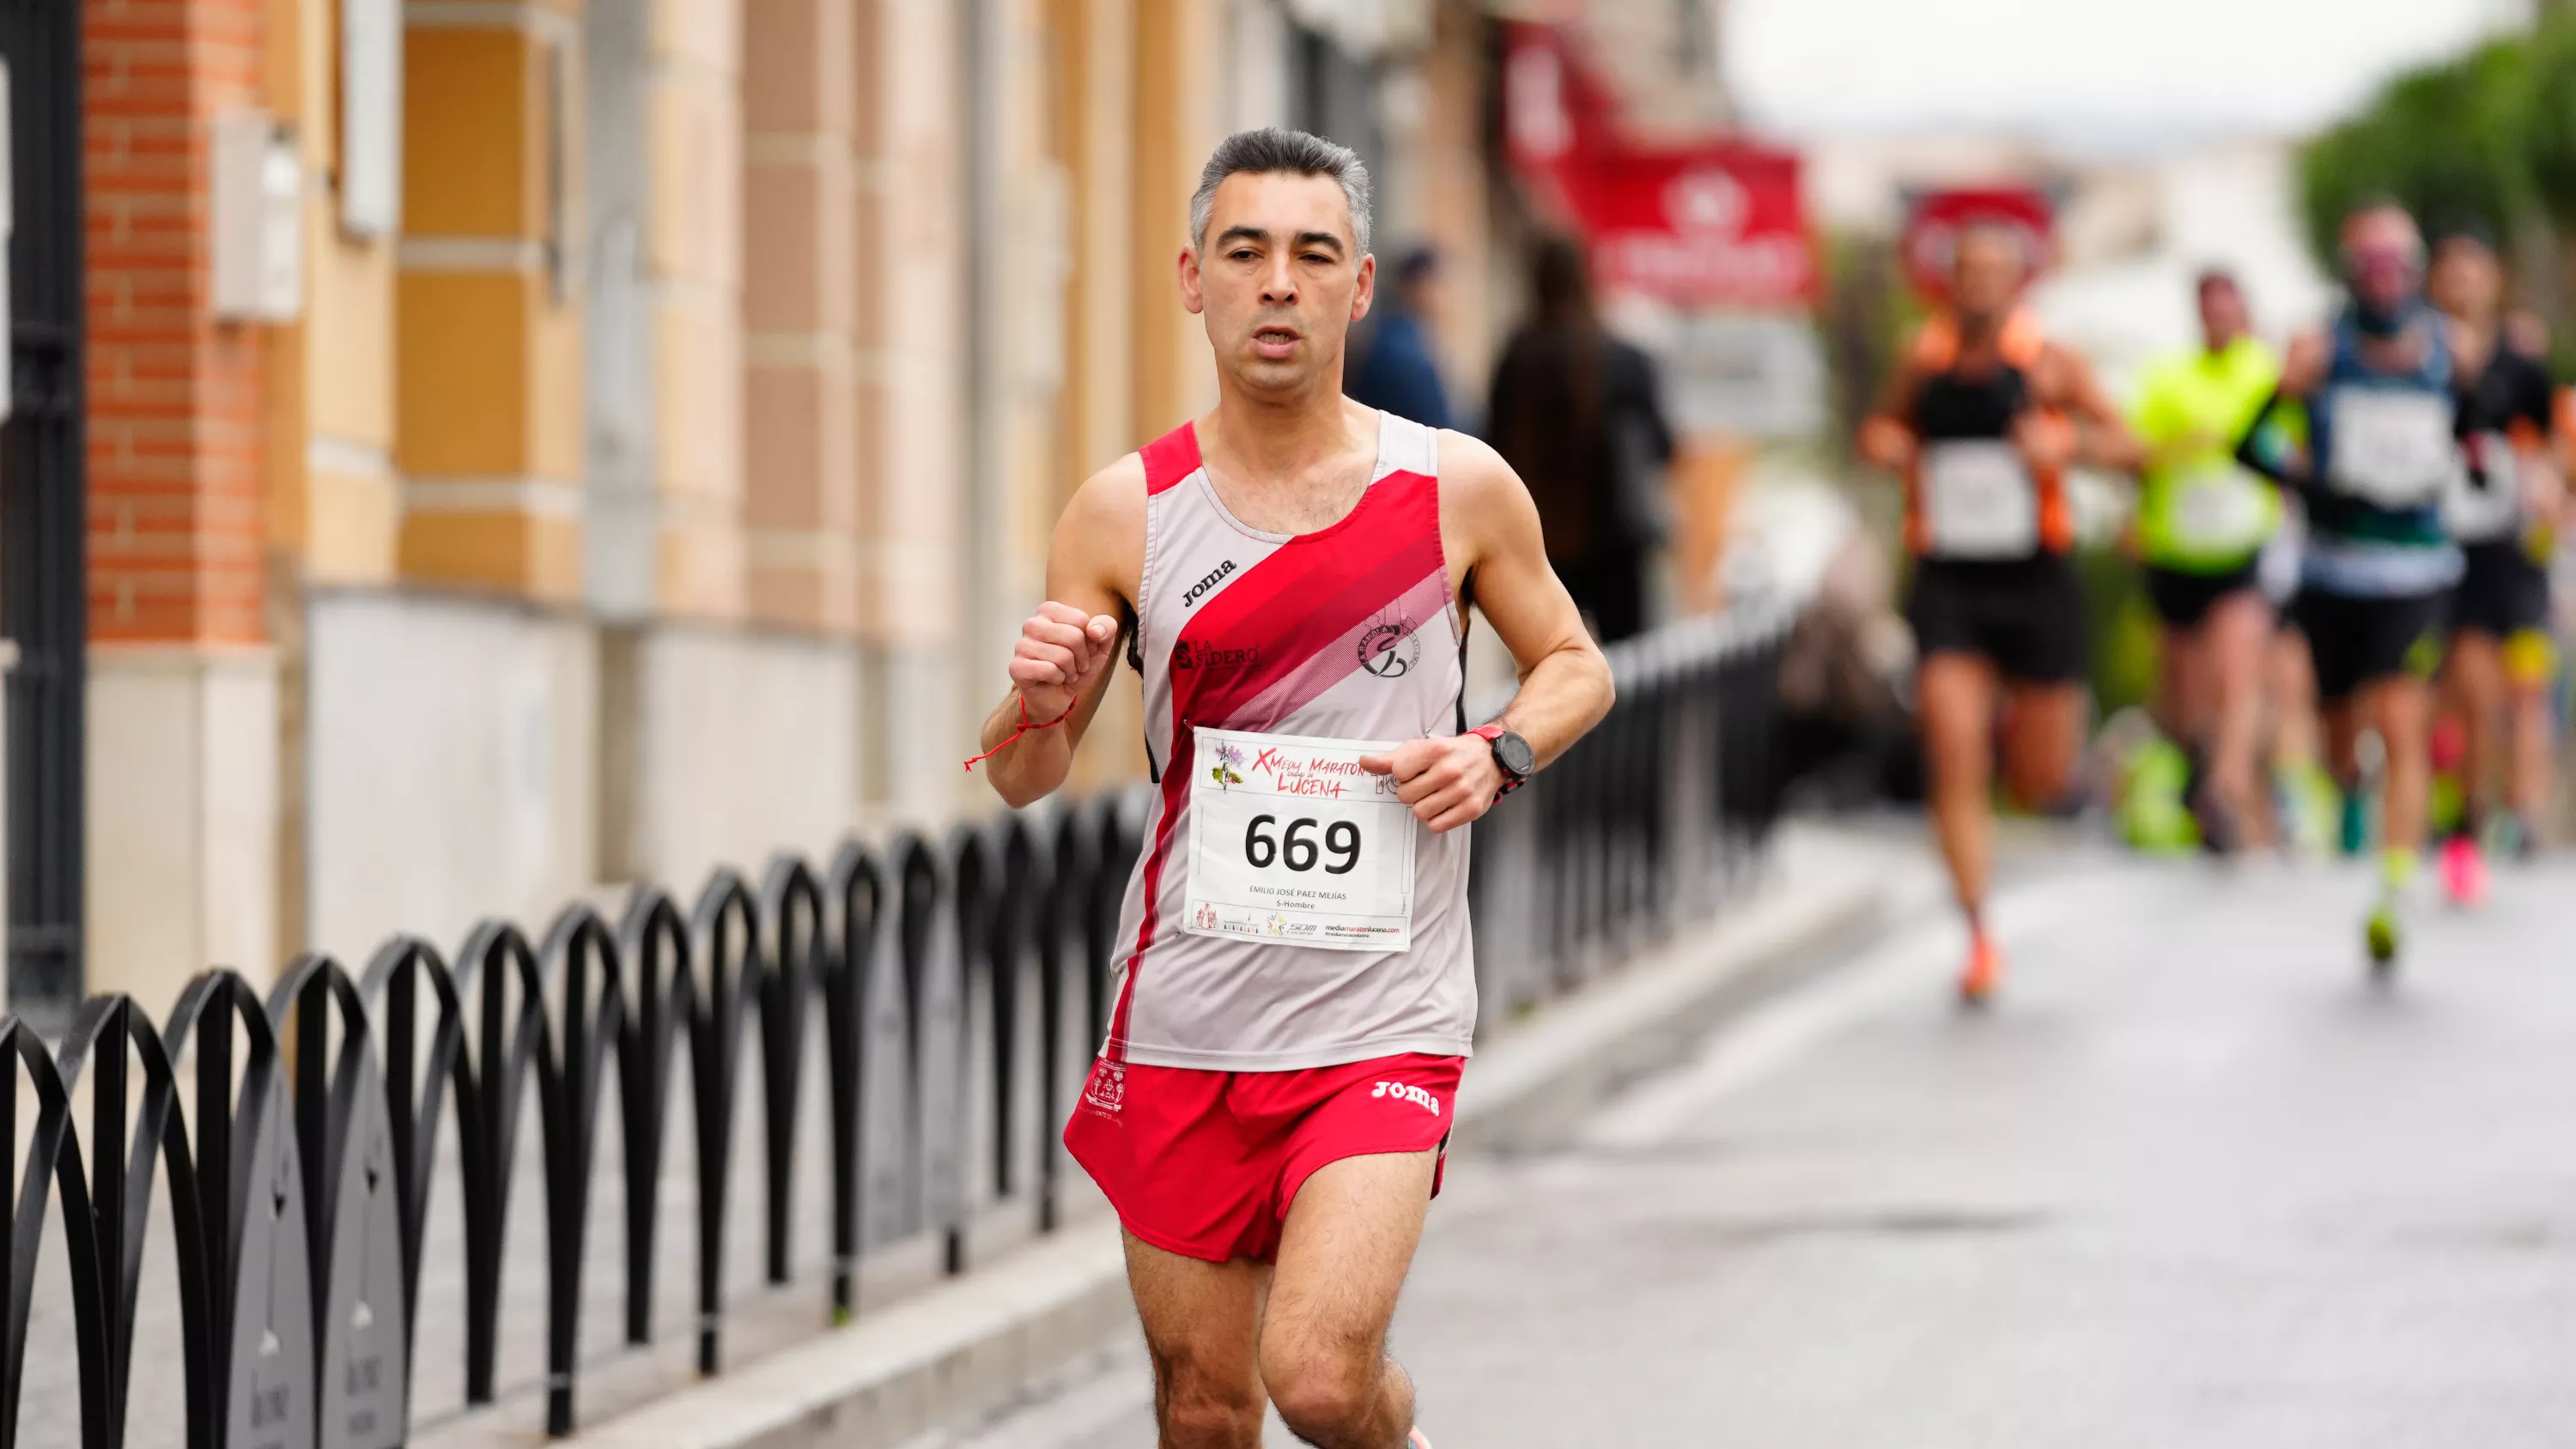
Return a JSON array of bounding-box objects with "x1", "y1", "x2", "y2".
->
[{"x1": 1063, "y1": 1051, "x2": 1464, "y2": 1264}]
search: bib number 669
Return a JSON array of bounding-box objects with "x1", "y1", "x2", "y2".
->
[{"x1": 1243, "y1": 814, "x2": 1361, "y2": 875}]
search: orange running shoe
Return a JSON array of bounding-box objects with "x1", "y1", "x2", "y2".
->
[{"x1": 1958, "y1": 931, "x2": 2002, "y2": 1008}]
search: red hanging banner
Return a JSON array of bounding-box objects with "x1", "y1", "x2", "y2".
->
[{"x1": 1504, "y1": 22, "x2": 1814, "y2": 310}]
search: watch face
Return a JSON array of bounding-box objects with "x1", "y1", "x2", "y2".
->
[{"x1": 1493, "y1": 731, "x2": 1537, "y2": 779}]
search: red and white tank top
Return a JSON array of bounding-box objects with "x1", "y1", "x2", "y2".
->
[{"x1": 1102, "y1": 411, "x2": 1476, "y2": 1071}]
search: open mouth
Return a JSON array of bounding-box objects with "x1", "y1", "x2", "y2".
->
[{"x1": 1252, "y1": 325, "x2": 1300, "y2": 358}]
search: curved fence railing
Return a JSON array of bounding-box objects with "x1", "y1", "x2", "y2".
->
[{"x1": 0, "y1": 603, "x2": 1794, "y2": 1447}]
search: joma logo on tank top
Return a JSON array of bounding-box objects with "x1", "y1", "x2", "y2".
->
[{"x1": 1182, "y1": 559, "x2": 1237, "y2": 608}]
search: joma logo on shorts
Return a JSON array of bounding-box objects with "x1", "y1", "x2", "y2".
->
[
  {"x1": 1371, "y1": 1081, "x2": 1440, "y2": 1116},
  {"x1": 1182, "y1": 560, "x2": 1236, "y2": 608}
]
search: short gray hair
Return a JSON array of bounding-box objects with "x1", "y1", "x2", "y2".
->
[{"x1": 1188, "y1": 127, "x2": 1372, "y2": 258}]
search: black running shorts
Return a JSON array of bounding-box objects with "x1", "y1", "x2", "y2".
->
[
  {"x1": 2142, "y1": 561, "x2": 2263, "y2": 631},
  {"x1": 1905, "y1": 554, "x2": 2088, "y2": 685},
  {"x1": 2450, "y1": 539, "x2": 2551, "y2": 640},
  {"x1": 2293, "y1": 587, "x2": 2448, "y2": 705}
]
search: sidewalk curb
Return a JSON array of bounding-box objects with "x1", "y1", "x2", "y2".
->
[{"x1": 556, "y1": 857, "x2": 1898, "y2": 1449}]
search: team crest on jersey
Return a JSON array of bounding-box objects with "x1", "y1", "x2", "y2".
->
[{"x1": 1358, "y1": 616, "x2": 1419, "y2": 679}]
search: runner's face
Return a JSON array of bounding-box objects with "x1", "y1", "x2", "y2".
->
[
  {"x1": 1182, "y1": 171, "x2": 1374, "y2": 394},
  {"x1": 2341, "y1": 210, "x2": 2422, "y2": 315},
  {"x1": 2198, "y1": 280, "x2": 2248, "y2": 349},
  {"x1": 2429, "y1": 240, "x2": 2501, "y2": 324},
  {"x1": 1951, "y1": 230, "x2": 2025, "y2": 321}
]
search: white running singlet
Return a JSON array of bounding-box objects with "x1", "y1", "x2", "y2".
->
[{"x1": 1103, "y1": 412, "x2": 1476, "y2": 1071}]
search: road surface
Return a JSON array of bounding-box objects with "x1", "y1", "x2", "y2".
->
[{"x1": 909, "y1": 846, "x2": 2576, "y2": 1447}]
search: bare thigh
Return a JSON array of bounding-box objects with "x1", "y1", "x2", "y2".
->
[
  {"x1": 1126, "y1": 1234, "x2": 1272, "y2": 1447},
  {"x1": 2000, "y1": 681, "x2": 2085, "y2": 806},
  {"x1": 1260, "y1": 1151, "x2": 1438, "y2": 1427}
]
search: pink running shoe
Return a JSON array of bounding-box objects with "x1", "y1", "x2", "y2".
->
[{"x1": 2439, "y1": 834, "x2": 2488, "y2": 908}]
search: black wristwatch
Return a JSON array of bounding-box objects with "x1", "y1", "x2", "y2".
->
[{"x1": 1471, "y1": 724, "x2": 1536, "y2": 797}]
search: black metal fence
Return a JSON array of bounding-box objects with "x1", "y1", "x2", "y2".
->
[{"x1": 0, "y1": 604, "x2": 1792, "y2": 1449}]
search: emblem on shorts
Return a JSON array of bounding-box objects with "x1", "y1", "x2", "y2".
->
[
  {"x1": 1082, "y1": 1061, "x2": 1127, "y2": 1119},
  {"x1": 1358, "y1": 618, "x2": 1419, "y2": 678}
]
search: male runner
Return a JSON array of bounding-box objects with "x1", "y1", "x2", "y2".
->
[
  {"x1": 2430, "y1": 224, "x2": 2564, "y2": 896},
  {"x1": 2240, "y1": 203, "x2": 2465, "y2": 973},
  {"x1": 2129, "y1": 268, "x2": 2283, "y2": 850},
  {"x1": 1860, "y1": 222, "x2": 2139, "y2": 1004},
  {"x1": 975, "y1": 128, "x2": 1612, "y2": 1449}
]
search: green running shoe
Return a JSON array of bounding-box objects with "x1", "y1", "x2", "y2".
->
[{"x1": 2365, "y1": 899, "x2": 2401, "y2": 982}]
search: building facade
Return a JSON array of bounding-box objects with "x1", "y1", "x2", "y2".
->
[{"x1": 15, "y1": 0, "x2": 1589, "y2": 1016}]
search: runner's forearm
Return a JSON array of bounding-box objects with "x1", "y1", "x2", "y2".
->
[
  {"x1": 1487, "y1": 640, "x2": 1615, "y2": 772},
  {"x1": 980, "y1": 688, "x2": 1079, "y2": 808}
]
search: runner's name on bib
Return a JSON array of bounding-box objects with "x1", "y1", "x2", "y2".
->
[
  {"x1": 1182, "y1": 727, "x2": 1418, "y2": 953},
  {"x1": 2171, "y1": 463, "x2": 2270, "y2": 554},
  {"x1": 1921, "y1": 440, "x2": 2040, "y2": 557},
  {"x1": 2326, "y1": 387, "x2": 2457, "y2": 507}
]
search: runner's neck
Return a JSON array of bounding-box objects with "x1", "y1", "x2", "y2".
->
[{"x1": 1195, "y1": 399, "x2": 1384, "y2": 535}]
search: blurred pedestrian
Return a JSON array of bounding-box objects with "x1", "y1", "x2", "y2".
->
[
  {"x1": 2430, "y1": 223, "x2": 2563, "y2": 885},
  {"x1": 2238, "y1": 202, "x2": 2462, "y2": 976},
  {"x1": 1857, "y1": 221, "x2": 2139, "y2": 1007},
  {"x1": 2128, "y1": 268, "x2": 2281, "y2": 852},
  {"x1": 1487, "y1": 233, "x2": 1674, "y2": 644},
  {"x1": 1346, "y1": 245, "x2": 1454, "y2": 430}
]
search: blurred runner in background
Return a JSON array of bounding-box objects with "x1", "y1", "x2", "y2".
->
[
  {"x1": 2240, "y1": 203, "x2": 2464, "y2": 978},
  {"x1": 1346, "y1": 245, "x2": 1455, "y2": 431},
  {"x1": 1488, "y1": 233, "x2": 1675, "y2": 644},
  {"x1": 2429, "y1": 223, "x2": 2564, "y2": 894},
  {"x1": 2129, "y1": 269, "x2": 2283, "y2": 852},
  {"x1": 1860, "y1": 222, "x2": 2140, "y2": 1006}
]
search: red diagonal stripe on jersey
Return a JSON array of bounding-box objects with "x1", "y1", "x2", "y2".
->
[
  {"x1": 1105, "y1": 736, "x2": 1193, "y2": 1062},
  {"x1": 1173, "y1": 470, "x2": 1445, "y2": 731}
]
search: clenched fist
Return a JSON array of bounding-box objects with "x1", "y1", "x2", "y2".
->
[{"x1": 1009, "y1": 602, "x2": 1121, "y2": 719}]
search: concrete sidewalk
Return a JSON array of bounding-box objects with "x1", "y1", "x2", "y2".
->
[{"x1": 530, "y1": 824, "x2": 1935, "y2": 1449}]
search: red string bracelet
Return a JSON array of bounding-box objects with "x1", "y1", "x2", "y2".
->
[{"x1": 963, "y1": 694, "x2": 1077, "y2": 772}]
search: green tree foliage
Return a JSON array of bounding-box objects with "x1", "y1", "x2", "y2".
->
[
  {"x1": 2524, "y1": 20, "x2": 2576, "y2": 227},
  {"x1": 2299, "y1": 38, "x2": 2537, "y2": 268}
]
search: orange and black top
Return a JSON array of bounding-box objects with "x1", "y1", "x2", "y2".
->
[{"x1": 1889, "y1": 308, "x2": 2075, "y2": 559}]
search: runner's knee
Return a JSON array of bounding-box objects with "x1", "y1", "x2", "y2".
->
[
  {"x1": 1153, "y1": 1368, "x2": 1265, "y2": 1449},
  {"x1": 1263, "y1": 1344, "x2": 1388, "y2": 1444}
]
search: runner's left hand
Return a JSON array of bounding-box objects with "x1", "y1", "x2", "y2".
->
[{"x1": 1360, "y1": 736, "x2": 1505, "y2": 834}]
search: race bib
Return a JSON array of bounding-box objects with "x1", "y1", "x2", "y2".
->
[
  {"x1": 1183, "y1": 727, "x2": 1419, "y2": 952},
  {"x1": 2326, "y1": 387, "x2": 2457, "y2": 508},
  {"x1": 1920, "y1": 440, "x2": 2040, "y2": 558},
  {"x1": 2444, "y1": 430, "x2": 2522, "y2": 543},
  {"x1": 2169, "y1": 463, "x2": 2271, "y2": 555}
]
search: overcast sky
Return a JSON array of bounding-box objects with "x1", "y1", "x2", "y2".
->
[{"x1": 1728, "y1": 0, "x2": 2531, "y2": 146}]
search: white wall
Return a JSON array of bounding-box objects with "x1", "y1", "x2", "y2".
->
[
  {"x1": 88, "y1": 645, "x2": 280, "y2": 1009},
  {"x1": 305, "y1": 591, "x2": 599, "y2": 967},
  {"x1": 616, "y1": 623, "x2": 865, "y2": 891}
]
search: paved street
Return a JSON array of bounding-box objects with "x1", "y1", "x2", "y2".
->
[{"x1": 916, "y1": 847, "x2": 2576, "y2": 1447}]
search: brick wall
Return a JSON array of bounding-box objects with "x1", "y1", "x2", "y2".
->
[{"x1": 83, "y1": 0, "x2": 269, "y2": 646}]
